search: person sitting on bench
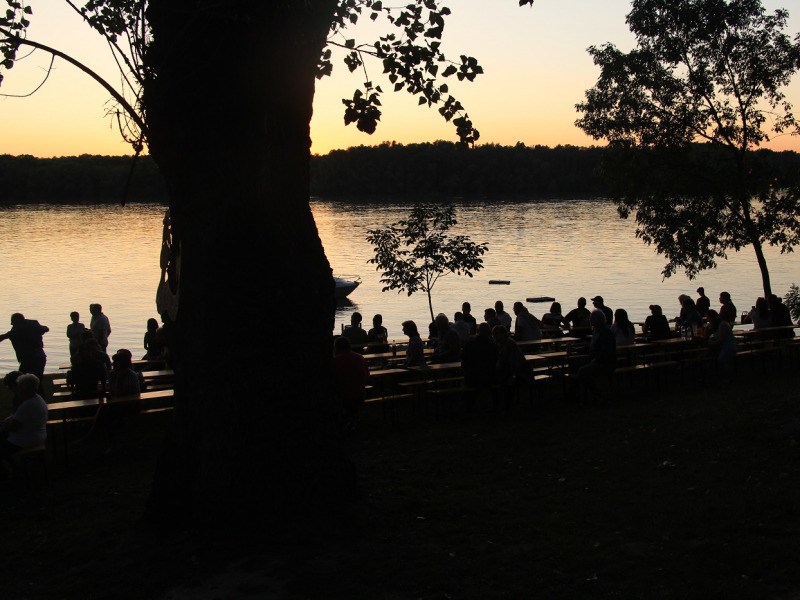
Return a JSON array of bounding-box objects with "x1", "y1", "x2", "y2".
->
[{"x1": 1, "y1": 374, "x2": 47, "y2": 481}]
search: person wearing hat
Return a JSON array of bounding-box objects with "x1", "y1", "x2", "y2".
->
[
  {"x1": 591, "y1": 296, "x2": 613, "y2": 326},
  {"x1": 718, "y1": 291, "x2": 737, "y2": 325},
  {"x1": 696, "y1": 287, "x2": 710, "y2": 317}
]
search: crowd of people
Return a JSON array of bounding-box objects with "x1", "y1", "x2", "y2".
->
[
  {"x1": 0, "y1": 304, "x2": 168, "y2": 462},
  {"x1": 331, "y1": 288, "x2": 798, "y2": 424}
]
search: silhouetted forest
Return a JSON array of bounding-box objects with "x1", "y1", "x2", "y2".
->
[
  {"x1": 310, "y1": 141, "x2": 606, "y2": 197},
  {"x1": 2, "y1": 142, "x2": 799, "y2": 203},
  {"x1": 0, "y1": 154, "x2": 168, "y2": 203}
]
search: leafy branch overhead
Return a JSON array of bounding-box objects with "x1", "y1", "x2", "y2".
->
[
  {"x1": 367, "y1": 203, "x2": 488, "y2": 321},
  {"x1": 322, "y1": 0, "x2": 534, "y2": 146},
  {"x1": 2, "y1": 0, "x2": 534, "y2": 152}
]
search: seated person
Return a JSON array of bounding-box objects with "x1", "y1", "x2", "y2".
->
[
  {"x1": 332, "y1": 337, "x2": 370, "y2": 431},
  {"x1": 707, "y1": 309, "x2": 737, "y2": 381},
  {"x1": 365, "y1": 313, "x2": 390, "y2": 354},
  {"x1": 679, "y1": 297, "x2": 704, "y2": 335},
  {"x1": 767, "y1": 294, "x2": 795, "y2": 338},
  {"x1": 452, "y1": 312, "x2": 472, "y2": 344},
  {"x1": 563, "y1": 297, "x2": 591, "y2": 330},
  {"x1": 610, "y1": 308, "x2": 636, "y2": 347},
  {"x1": 541, "y1": 302, "x2": 564, "y2": 337},
  {"x1": 367, "y1": 313, "x2": 388, "y2": 344},
  {"x1": 432, "y1": 314, "x2": 461, "y2": 363},
  {"x1": 1, "y1": 374, "x2": 48, "y2": 469},
  {"x1": 718, "y1": 291, "x2": 737, "y2": 325},
  {"x1": 495, "y1": 300, "x2": 513, "y2": 330},
  {"x1": 492, "y1": 325, "x2": 532, "y2": 409},
  {"x1": 77, "y1": 352, "x2": 142, "y2": 453},
  {"x1": 66, "y1": 338, "x2": 108, "y2": 399},
  {"x1": 643, "y1": 305, "x2": 672, "y2": 340},
  {"x1": 577, "y1": 310, "x2": 616, "y2": 403},
  {"x1": 401, "y1": 320, "x2": 427, "y2": 368},
  {"x1": 341, "y1": 312, "x2": 369, "y2": 347},
  {"x1": 741, "y1": 297, "x2": 772, "y2": 329},
  {"x1": 483, "y1": 308, "x2": 501, "y2": 330},
  {"x1": 3, "y1": 371, "x2": 22, "y2": 411},
  {"x1": 513, "y1": 302, "x2": 543, "y2": 341}
]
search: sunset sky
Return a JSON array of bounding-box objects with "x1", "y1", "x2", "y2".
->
[{"x1": 1, "y1": 0, "x2": 799, "y2": 158}]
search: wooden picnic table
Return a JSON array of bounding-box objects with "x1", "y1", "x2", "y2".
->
[{"x1": 58, "y1": 358, "x2": 166, "y2": 370}]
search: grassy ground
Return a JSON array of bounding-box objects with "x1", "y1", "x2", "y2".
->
[{"x1": 2, "y1": 365, "x2": 800, "y2": 599}]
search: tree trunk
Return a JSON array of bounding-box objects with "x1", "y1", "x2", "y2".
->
[
  {"x1": 751, "y1": 238, "x2": 772, "y2": 298},
  {"x1": 738, "y1": 195, "x2": 772, "y2": 298},
  {"x1": 141, "y1": 1, "x2": 354, "y2": 534}
]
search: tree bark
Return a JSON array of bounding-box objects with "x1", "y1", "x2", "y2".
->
[{"x1": 141, "y1": 0, "x2": 354, "y2": 534}]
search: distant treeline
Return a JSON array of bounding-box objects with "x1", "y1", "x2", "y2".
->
[
  {"x1": 0, "y1": 154, "x2": 168, "y2": 203},
  {"x1": 2, "y1": 142, "x2": 799, "y2": 203},
  {"x1": 310, "y1": 141, "x2": 607, "y2": 198}
]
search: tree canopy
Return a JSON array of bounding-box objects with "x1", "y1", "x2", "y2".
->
[{"x1": 575, "y1": 0, "x2": 800, "y2": 295}]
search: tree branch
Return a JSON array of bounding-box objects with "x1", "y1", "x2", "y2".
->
[{"x1": 0, "y1": 27, "x2": 146, "y2": 135}]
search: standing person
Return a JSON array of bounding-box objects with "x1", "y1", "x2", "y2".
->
[
  {"x1": 718, "y1": 291, "x2": 737, "y2": 325},
  {"x1": 696, "y1": 287, "x2": 711, "y2": 317},
  {"x1": 591, "y1": 296, "x2": 614, "y2": 326},
  {"x1": 66, "y1": 311, "x2": 86, "y2": 358},
  {"x1": 495, "y1": 300, "x2": 513, "y2": 331},
  {"x1": 461, "y1": 302, "x2": 477, "y2": 335},
  {"x1": 0, "y1": 313, "x2": 49, "y2": 380},
  {"x1": 0, "y1": 374, "x2": 47, "y2": 470},
  {"x1": 512, "y1": 301, "x2": 543, "y2": 341},
  {"x1": 89, "y1": 303, "x2": 112, "y2": 354},
  {"x1": 332, "y1": 337, "x2": 370, "y2": 432},
  {"x1": 401, "y1": 320, "x2": 426, "y2": 368}
]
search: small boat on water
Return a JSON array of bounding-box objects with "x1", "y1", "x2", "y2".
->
[{"x1": 334, "y1": 275, "x2": 361, "y2": 298}]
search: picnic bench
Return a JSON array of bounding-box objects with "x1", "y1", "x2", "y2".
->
[{"x1": 46, "y1": 389, "x2": 175, "y2": 466}]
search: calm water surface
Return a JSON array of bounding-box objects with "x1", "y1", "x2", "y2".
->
[{"x1": 1, "y1": 200, "x2": 797, "y2": 373}]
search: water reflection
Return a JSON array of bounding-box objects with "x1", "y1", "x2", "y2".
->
[{"x1": 0, "y1": 200, "x2": 797, "y2": 373}]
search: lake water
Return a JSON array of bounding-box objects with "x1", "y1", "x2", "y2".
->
[{"x1": 1, "y1": 200, "x2": 797, "y2": 373}]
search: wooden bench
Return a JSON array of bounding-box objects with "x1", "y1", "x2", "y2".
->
[
  {"x1": 364, "y1": 393, "x2": 414, "y2": 429},
  {"x1": 46, "y1": 389, "x2": 175, "y2": 466}
]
